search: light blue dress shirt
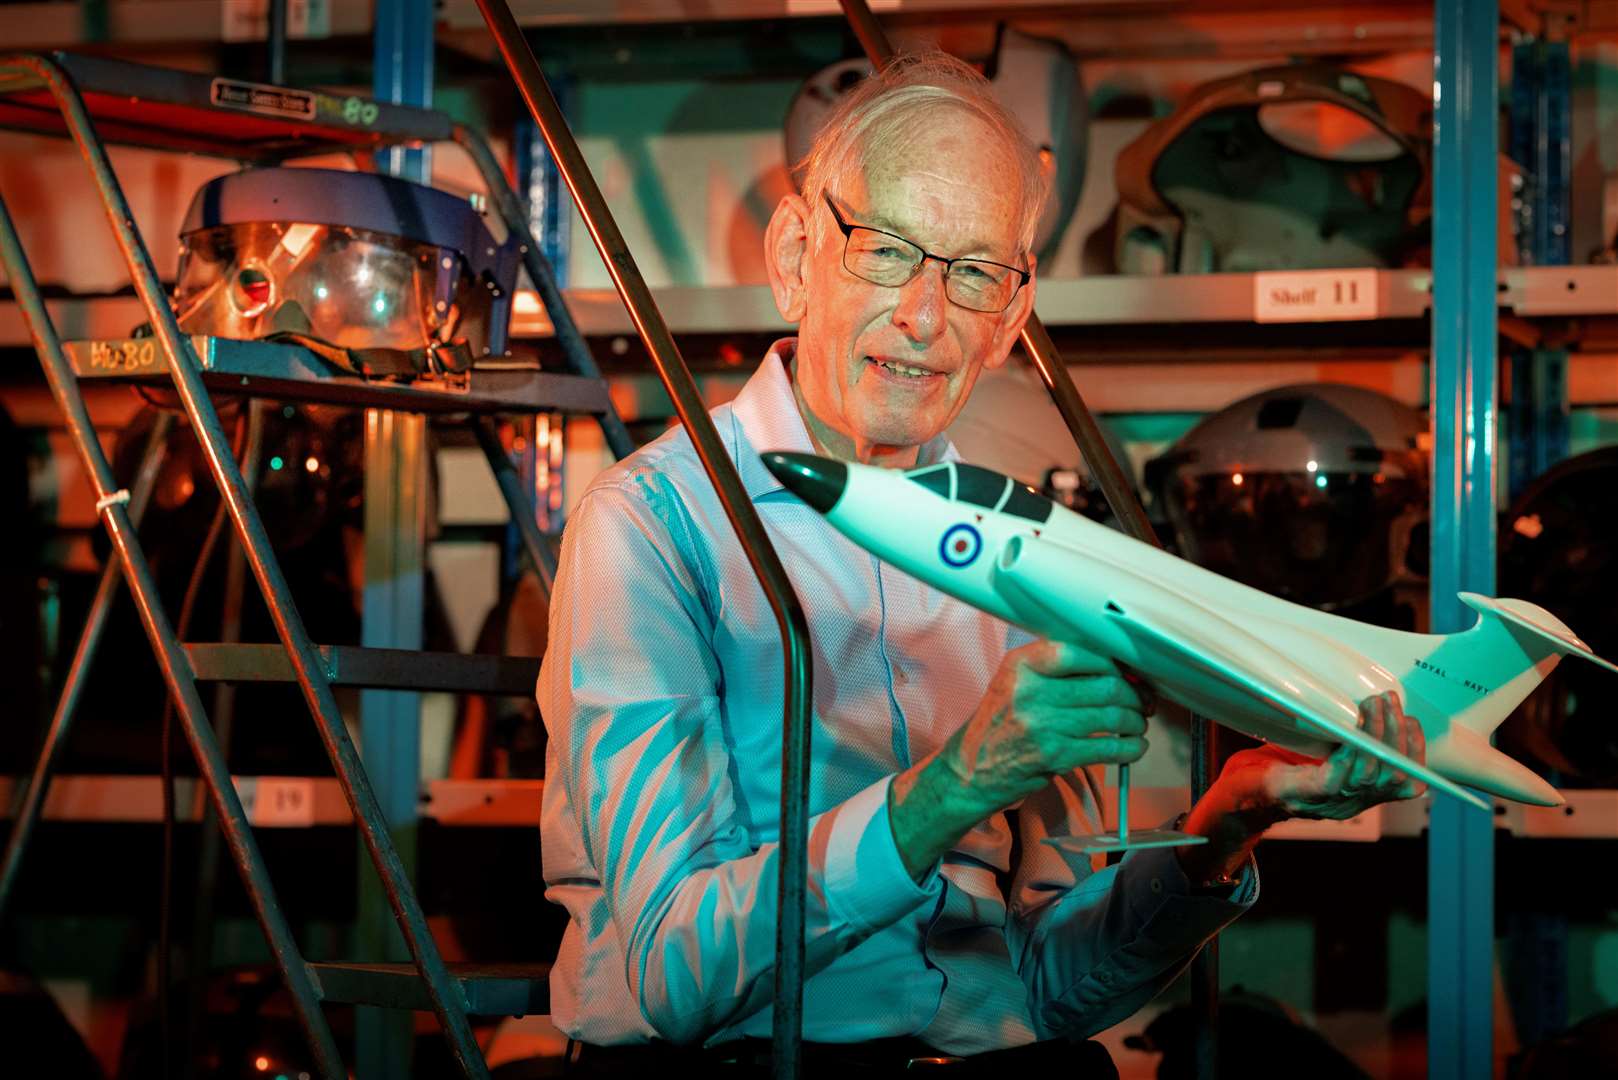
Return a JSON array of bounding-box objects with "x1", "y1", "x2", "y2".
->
[{"x1": 539, "y1": 341, "x2": 1256, "y2": 1054}]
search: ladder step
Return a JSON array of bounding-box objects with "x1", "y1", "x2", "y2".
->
[
  {"x1": 309, "y1": 961, "x2": 550, "y2": 1016},
  {"x1": 184, "y1": 644, "x2": 540, "y2": 696},
  {"x1": 63, "y1": 335, "x2": 613, "y2": 416}
]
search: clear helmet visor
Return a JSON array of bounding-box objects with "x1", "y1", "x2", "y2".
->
[
  {"x1": 1148, "y1": 383, "x2": 1430, "y2": 610},
  {"x1": 1161, "y1": 463, "x2": 1426, "y2": 610},
  {"x1": 174, "y1": 222, "x2": 495, "y2": 356}
]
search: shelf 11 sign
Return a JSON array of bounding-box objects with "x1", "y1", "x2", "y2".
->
[{"x1": 1253, "y1": 269, "x2": 1379, "y2": 322}]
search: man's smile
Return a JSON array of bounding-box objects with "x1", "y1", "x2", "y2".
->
[{"x1": 864, "y1": 354, "x2": 948, "y2": 383}]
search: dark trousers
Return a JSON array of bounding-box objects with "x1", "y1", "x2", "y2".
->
[{"x1": 568, "y1": 1036, "x2": 1119, "y2": 1077}]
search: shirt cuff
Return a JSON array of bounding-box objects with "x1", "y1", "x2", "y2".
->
[
  {"x1": 1113, "y1": 841, "x2": 1259, "y2": 945},
  {"x1": 1157, "y1": 841, "x2": 1259, "y2": 904},
  {"x1": 819, "y1": 775, "x2": 941, "y2": 936}
]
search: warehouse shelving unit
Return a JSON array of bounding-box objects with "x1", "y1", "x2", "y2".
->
[
  {"x1": 1, "y1": 2, "x2": 1603, "y2": 1079},
  {"x1": 413, "y1": 3, "x2": 1591, "y2": 1078}
]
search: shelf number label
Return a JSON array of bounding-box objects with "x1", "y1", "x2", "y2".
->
[
  {"x1": 250, "y1": 777, "x2": 316, "y2": 828},
  {"x1": 1253, "y1": 269, "x2": 1379, "y2": 323}
]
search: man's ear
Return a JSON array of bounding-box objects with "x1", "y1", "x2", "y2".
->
[
  {"x1": 985, "y1": 252, "x2": 1037, "y2": 371},
  {"x1": 765, "y1": 193, "x2": 812, "y2": 324}
]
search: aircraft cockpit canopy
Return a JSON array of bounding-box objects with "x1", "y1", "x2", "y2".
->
[{"x1": 905, "y1": 462, "x2": 1054, "y2": 523}]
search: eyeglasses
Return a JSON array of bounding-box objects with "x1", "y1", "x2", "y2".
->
[{"x1": 822, "y1": 192, "x2": 1030, "y2": 314}]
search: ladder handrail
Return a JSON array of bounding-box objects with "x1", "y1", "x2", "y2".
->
[
  {"x1": 834, "y1": 3, "x2": 1222, "y2": 1075},
  {"x1": 0, "y1": 184, "x2": 348, "y2": 1080},
  {"x1": 468, "y1": 5, "x2": 817, "y2": 1078}
]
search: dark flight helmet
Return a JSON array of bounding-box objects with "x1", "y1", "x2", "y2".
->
[{"x1": 1146, "y1": 383, "x2": 1429, "y2": 611}]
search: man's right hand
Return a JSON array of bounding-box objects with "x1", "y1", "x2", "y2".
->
[{"x1": 888, "y1": 639, "x2": 1150, "y2": 882}]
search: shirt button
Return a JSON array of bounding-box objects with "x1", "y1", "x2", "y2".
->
[
  {"x1": 1150, "y1": 877, "x2": 1163, "y2": 894},
  {"x1": 894, "y1": 665, "x2": 908, "y2": 685}
]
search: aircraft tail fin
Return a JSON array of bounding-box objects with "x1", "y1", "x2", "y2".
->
[{"x1": 1452, "y1": 592, "x2": 1618, "y2": 740}]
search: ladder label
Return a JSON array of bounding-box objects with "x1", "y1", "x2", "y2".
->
[
  {"x1": 210, "y1": 78, "x2": 317, "y2": 122},
  {"x1": 248, "y1": 777, "x2": 317, "y2": 827},
  {"x1": 1253, "y1": 269, "x2": 1380, "y2": 322},
  {"x1": 86, "y1": 338, "x2": 159, "y2": 374}
]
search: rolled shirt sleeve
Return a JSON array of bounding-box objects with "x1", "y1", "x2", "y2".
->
[{"x1": 541, "y1": 480, "x2": 939, "y2": 1045}]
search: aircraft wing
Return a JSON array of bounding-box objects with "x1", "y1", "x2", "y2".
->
[
  {"x1": 1111, "y1": 594, "x2": 1490, "y2": 811},
  {"x1": 992, "y1": 536, "x2": 1491, "y2": 812}
]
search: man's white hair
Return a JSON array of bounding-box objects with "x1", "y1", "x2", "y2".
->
[{"x1": 797, "y1": 50, "x2": 1049, "y2": 256}]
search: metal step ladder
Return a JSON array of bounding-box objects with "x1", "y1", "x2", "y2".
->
[{"x1": 0, "y1": 49, "x2": 639, "y2": 1080}]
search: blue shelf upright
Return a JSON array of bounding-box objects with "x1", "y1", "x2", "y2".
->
[
  {"x1": 1429, "y1": 0, "x2": 1500, "y2": 1077},
  {"x1": 1503, "y1": 17, "x2": 1574, "y2": 1048},
  {"x1": 1507, "y1": 32, "x2": 1573, "y2": 499},
  {"x1": 356, "y1": 1, "x2": 439, "y2": 1077}
]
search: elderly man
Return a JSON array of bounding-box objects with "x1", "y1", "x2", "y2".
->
[{"x1": 539, "y1": 52, "x2": 1425, "y2": 1075}]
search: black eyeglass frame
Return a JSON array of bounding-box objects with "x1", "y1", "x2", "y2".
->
[{"x1": 821, "y1": 192, "x2": 1031, "y2": 314}]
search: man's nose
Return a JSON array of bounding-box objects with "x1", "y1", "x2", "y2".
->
[{"x1": 891, "y1": 258, "x2": 947, "y2": 344}]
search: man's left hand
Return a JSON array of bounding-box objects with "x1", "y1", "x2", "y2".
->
[
  {"x1": 1174, "y1": 691, "x2": 1427, "y2": 888},
  {"x1": 1222, "y1": 689, "x2": 1427, "y2": 821}
]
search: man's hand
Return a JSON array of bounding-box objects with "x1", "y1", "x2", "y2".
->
[
  {"x1": 1175, "y1": 690, "x2": 1428, "y2": 887},
  {"x1": 1227, "y1": 689, "x2": 1428, "y2": 820},
  {"x1": 888, "y1": 639, "x2": 1149, "y2": 881}
]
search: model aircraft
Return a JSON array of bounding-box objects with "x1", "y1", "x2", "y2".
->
[{"x1": 763, "y1": 451, "x2": 1618, "y2": 824}]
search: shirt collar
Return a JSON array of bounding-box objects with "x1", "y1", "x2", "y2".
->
[{"x1": 729, "y1": 337, "x2": 960, "y2": 502}]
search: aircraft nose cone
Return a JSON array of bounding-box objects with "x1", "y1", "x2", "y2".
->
[{"x1": 762, "y1": 452, "x2": 848, "y2": 513}]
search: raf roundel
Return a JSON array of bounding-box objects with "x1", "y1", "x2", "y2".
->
[{"x1": 939, "y1": 522, "x2": 983, "y2": 569}]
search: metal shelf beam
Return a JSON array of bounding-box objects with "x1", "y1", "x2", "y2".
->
[
  {"x1": 16, "y1": 265, "x2": 1618, "y2": 349},
  {"x1": 0, "y1": 0, "x2": 1434, "y2": 47},
  {"x1": 15, "y1": 775, "x2": 1613, "y2": 839},
  {"x1": 0, "y1": 776, "x2": 545, "y2": 827},
  {"x1": 494, "y1": 266, "x2": 1618, "y2": 334},
  {"x1": 437, "y1": 0, "x2": 1436, "y2": 58}
]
